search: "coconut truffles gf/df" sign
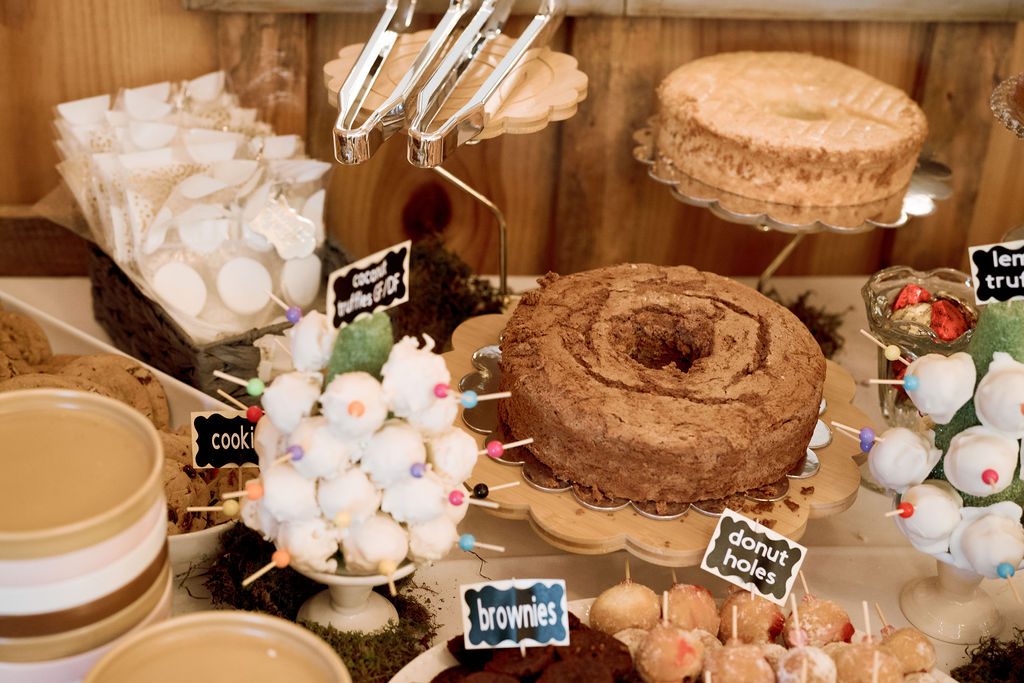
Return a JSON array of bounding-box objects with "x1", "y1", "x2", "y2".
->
[
  {"x1": 460, "y1": 579, "x2": 570, "y2": 650},
  {"x1": 700, "y1": 509, "x2": 806, "y2": 606},
  {"x1": 326, "y1": 240, "x2": 410, "y2": 329}
]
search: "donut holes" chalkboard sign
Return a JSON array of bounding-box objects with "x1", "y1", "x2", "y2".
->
[
  {"x1": 326, "y1": 240, "x2": 410, "y2": 329},
  {"x1": 700, "y1": 509, "x2": 806, "y2": 606},
  {"x1": 969, "y1": 239, "x2": 1024, "y2": 305}
]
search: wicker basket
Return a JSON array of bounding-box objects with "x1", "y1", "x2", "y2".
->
[{"x1": 89, "y1": 239, "x2": 352, "y2": 404}]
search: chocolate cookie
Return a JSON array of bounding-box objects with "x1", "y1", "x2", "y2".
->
[
  {"x1": 33, "y1": 353, "x2": 77, "y2": 373},
  {"x1": 0, "y1": 372, "x2": 118, "y2": 400},
  {"x1": 447, "y1": 635, "x2": 494, "y2": 670},
  {"x1": 58, "y1": 354, "x2": 156, "y2": 425},
  {"x1": 555, "y1": 624, "x2": 633, "y2": 680},
  {"x1": 99, "y1": 354, "x2": 171, "y2": 429},
  {"x1": 0, "y1": 311, "x2": 52, "y2": 365},
  {"x1": 0, "y1": 350, "x2": 24, "y2": 381}
]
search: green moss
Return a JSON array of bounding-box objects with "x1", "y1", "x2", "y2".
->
[
  {"x1": 325, "y1": 311, "x2": 394, "y2": 384},
  {"x1": 766, "y1": 289, "x2": 848, "y2": 359},
  {"x1": 951, "y1": 628, "x2": 1024, "y2": 683},
  {"x1": 204, "y1": 525, "x2": 437, "y2": 681}
]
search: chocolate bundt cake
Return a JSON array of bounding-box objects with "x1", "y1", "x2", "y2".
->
[{"x1": 497, "y1": 264, "x2": 826, "y2": 505}]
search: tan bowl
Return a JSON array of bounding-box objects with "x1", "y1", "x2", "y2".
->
[
  {"x1": 0, "y1": 389, "x2": 167, "y2": 677},
  {"x1": 84, "y1": 612, "x2": 353, "y2": 683}
]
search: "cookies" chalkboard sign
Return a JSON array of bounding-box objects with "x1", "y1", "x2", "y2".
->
[
  {"x1": 460, "y1": 579, "x2": 570, "y2": 650},
  {"x1": 191, "y1": 411, "x2": 259, "y2": 468},
  {"x1": 326, "y1": 240, "x2": 410, "y2": 329},
  {"x1": 969, "y1": 239, "x2": 1024, "y2": 305},
  {"x1": 700, "y1": 509, "x2": 806, "y2": 606}
]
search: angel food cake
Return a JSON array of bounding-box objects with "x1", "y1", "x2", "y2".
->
[
  {"x1": 655, "y1": 51, "x2": 928, "y2": 207},
  {"x1": 497, "y1": 264, "x2": 826, "y2": 505}
]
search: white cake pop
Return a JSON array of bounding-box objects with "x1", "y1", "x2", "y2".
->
[
  {"x1": 427, "y1": 426, "x2": 479, "y2": 484},
  {"x1": 360, "y1": 420, "x2": 427, "y2": 488},
  {"x1": 317, "y1": 467, "x2": 381, "y2": 523},
  {"x1": 260, "y1": 464, "x2": 320, "y2": 523},
  {"x1": 240, "y1": 497, "x2": 279, "y2": 541},
  {"x1": 254, "y1": 415, "x2": 286, "y2": 470},
  {"x1": 320, "y1": 371, "x2": 388, "y2": 443},
  {"x1": 288, "y1": 310, "x2": 337, "y2": 373},
  {"x1": 261, "y1": 371, "x2": 322, "y2": 433},
  {"x1": 341, "y1": 513, "x2": 409, "y2": 574},
  {"x1": 949, "y1": 502, "x2": 1024, "y2": 578},
  {"x1": 867, "y1": 428, "x2": 942, "y2": 493},
  {"x1": 895, "y1": 482, "x2": 963, "y2": 555},
  {"x1": 905, "y1": 352, "x2": 976, "y2": 424},
  {"x1": 381, "y1": 471, "x2": 446, "y2": 524},
  {"x1": 286, "y1": 416, "x2": 351, "y2": 480},
  {"x1": 405, "y1": 397, "x2": 459, "y2": 436},
  {"x1": 276, "y1": 517, "x2": 341, "y2": 573},
  {"x1": 943, "y1": 426, "x2": 1018, "y2": 496},
  {"x1": 380, "y1": 335, "x2": 450, "y2": 419},
  {"x1": 975, "y1": 352, "x2": 1024, "y2": 438},
  {"x1": 444, "y1": 483, "x2": 470, "y2": 524},
  {"x1": 408, "y1": 515, "x2": 459, "y2": 563}
]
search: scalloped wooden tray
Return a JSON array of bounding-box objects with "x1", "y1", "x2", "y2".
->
[
  {"x1": 442, "y1": 311, "x2": 866, "y2": 567},
  {"x1": 323, "y1": 30, "x2": 588, "y2": 140}
]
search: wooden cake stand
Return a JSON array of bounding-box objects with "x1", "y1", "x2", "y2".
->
[
  {"x1": 323, "y1": 30, "x2": 588, "y2": 141},
  {"x1": 442, "y1": 311, "x2": 865, "y2": 567}
]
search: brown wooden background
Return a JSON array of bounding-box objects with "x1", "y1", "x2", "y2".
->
[{"x1": 2, "y1": 0, "x2": 1023, "y2": 279}]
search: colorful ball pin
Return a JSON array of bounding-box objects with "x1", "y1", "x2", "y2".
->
[
  {"x1": 347, "y1": 400, "x2": 365, "y2": 418},
  {"x1": 998, "y1": 562, "x2": 1016, "y2": 579},
  {"x1": 433, "y1": 383, "x2": 450, "y2": 399},
  {"x1": 459, "y1": 390, "x2": 479, "y2": 408},
  {"x1": 897, "y1": 502, "x2": 914, "y2": 518},
  {"x1": 449, "y1": 490, "x2": 465, "y2": 506},
  {"x1": 883, "y1": 345, "x2": 902, "y2": 362},
  {"x1": 458, "y1": 534, "x2": 476, "y2": 551},
  {"x1": 410, "y1": 462, "x2": 426, "y2": 478},
  {"x1": 982, "y1": 469, "x2": 999, "y2": 487},
  {"x1": 245, "y1": 481, "x2": 264, "y2": 500},
  {"x1": 246, "y1": 405, "x2": 263, "y2": 423},
  {"x1": 286, "y1": 445, "x2": 304, "y2": 462},
  {"x1": 334, "y1": 510, "x2": 351, "y2": 528},
  {"x1": 285, "y1": 306, "x2": 302, "y2": 324},
  {"x1": 473, "y1": 483, "x2": 489, "y2": 499},
  {"x1": 902, "y1": 374, "x2": 919, "y2": 391},
  {"x1": 486, "y1": 441, "x2": 504, "y2": 458}
]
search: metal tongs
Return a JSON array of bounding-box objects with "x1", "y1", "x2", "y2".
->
[
  {"x1": 407, "y1": 0, "x2": 565, "y2": 168},
  {"x1": 332, "y1": 0, "x2": 479, "y2": 165}
]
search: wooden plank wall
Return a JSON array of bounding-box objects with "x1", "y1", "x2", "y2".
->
[{"x1": 2, "y1": 0, "x2": 1023, "y2": 279}]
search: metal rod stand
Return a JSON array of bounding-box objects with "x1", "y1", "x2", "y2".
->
[
  {"x1": 756, "y1": 230, "x2": 805, "y2": 293},
  {"x1": 431, "y1": 165, "x2": 509, "y2": 300}
]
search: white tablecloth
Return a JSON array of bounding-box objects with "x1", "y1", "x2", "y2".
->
[{"x1": 3, "y1": 275, "x2": 1021, "y2": 675}]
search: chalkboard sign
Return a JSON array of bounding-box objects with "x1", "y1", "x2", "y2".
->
[
  {"x1": 969, "y1": 239, "x2": 1024, "y2": 305},
  {"x1": 191, "y1": 411, "x2": 259, "y2": 468},
  {"x1": 700, "y1": 508, "x2": 806, "y2": 606},
  {"x1": 326, "y1": 240, "x2": 410, "y2": 329},
  {"x1": 460, "y1": 579, "x2": 570, "y2": 650}
]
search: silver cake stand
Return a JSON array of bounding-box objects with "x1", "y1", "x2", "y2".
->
[{"x1": 631, "y1": 124, "x2": 952, "y2": 291}]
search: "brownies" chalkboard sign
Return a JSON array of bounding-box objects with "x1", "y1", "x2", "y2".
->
[{"x1": 460, "y1": 579, "x2": 570, "y2": 650}]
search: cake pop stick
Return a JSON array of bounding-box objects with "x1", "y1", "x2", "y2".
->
[
  {"x1": 379, "y1": 559, "x2": 398, "y2": 596},
  {"x1": 704, "y1": 671, "x2": 711, "y2": 683},
  {"x1": 801, "y1": 656, "x2": 808, "y2": 683},
  {"x1": 433, "y1": 384, "x2": 511, "y2": 408},
  {"x1": 625, "y1": 557, "x2": 631, "y2": 582},
  {"x1": 799, "y1": 570, "x2": 814, "y2": 600},
  {"x1": 831, "y1": 421, "x2": 882, "y2": 452},
  {"x1": 242, "y1": 549, "x2": 290, "y2": 587},
  {"x1": 861, "y1": 600, "x2": 873, "y2": 643},
  {"x1": 997, "y1": 562, "x2": 1023, "y2": 604},
  {"x1": 458, "y1": 534, "x2": 505, "y2": 552},
  {"x1": 266, "y1": 290, "x2": 303, "y2": 323},
  {"x1": 868, "y1": 375, "x2": 919, "y2": 391},
  {"x1": 212, "y1": 369, "x2": 265, "y2": 397},
  {"x1": 790, "y1": 593, "x2": 808, "y2": 647},
  {"x1": 871, "y1": 649, "x2": 879, "y2": 683},
  {"x1": 732, "y1": 604, "x2": 738, "y2": 645},
  {"x1": 271, "y1": 445, "x2": 305, "y2": 467},
  {"x1": 884, "y1": 502, "x2": 914, "y2": 518},
  {"x1": 274, "y1": 337, "x2": 293, "y2": 358},
  {"x1": 221, "y1": 480, "x2": 264, "y2": 500},
  {"x1": 859, "y1": 329, "x2": 911, "y2": 366},
  {"x1": 448, "y1": 489, "x2": 499, "y2": 509},
  {"x1": 186, "y1": 499, "x2": 241, "y2": 516},
  {"x1": 471, "y1": 481, "x2": 520, "y2": 499},
  {"x1": 480, "y1": 438, "x2": 534, "y2": 458},
  {"x1": 216, "y1": 390, "x2": 265, "y2": 422}
]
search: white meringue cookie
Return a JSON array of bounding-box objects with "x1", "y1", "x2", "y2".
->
[
  {"x1": 254, "y1": 415, "x2": 286, "y2": 470},
  {"x1": 405, "y1": 397, "x2": 459, "y2": 436},
  {"x1": 380, "y1": 335, "x2": 451, "y2": 419},
  {"x1": 905, "y1": 352, "x2": 976, "y2": 424},
  {"x1": 408, "y1": 515, "x2": 459, "y2": 563},
  {"x1": 317, "y1": 467, "x2": 381, "y2": 523},
  {"x1": 287, "y1": 416, "x2": 350, "y2": 480},
  {"x1": 261, "y1": 371, "x2": 322, "y2": 433},
  {"x1": 276, "y1": 517, "x2": 341, "y2": 574},
  {"x1": 867, "y1": 428, "x2": 941, "y2": 493},
  {"x1": 427, "y1": 426, "x2": 479, "y2": 484},
  {"x1": 341, "y1": 513, "x2": 409, "y2": 574},
  {"x1": 360, "y1": 421, "x2": 427, "y2": 489},
  {"x1": 975, "y1": 352, "x2": 1024, "y2": 438},
  {"x1": 949, "y1": 502, "x2": 1024, "y2": 579},
  {"x1": 320, "y1": 372, "x2": 388, "y2": 442},
  {"x1": 288, "y1": 311, "x2": 337, "y2": 373},
  {"x1": 896, "y1": 481, "x2": 962, "y2": 555},
  {"x1": 381, "y1": 472, "x2": 446, "y2": 524},
  {"x1": 260, "y1": 464, "x2": 320, "y2": 523},
  {"x1": 943, "y1": 426, "x2": 1018, "y2": 496},
  {"x1": 240, "y1": 498, "x2": 279, "y2": 541}
]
